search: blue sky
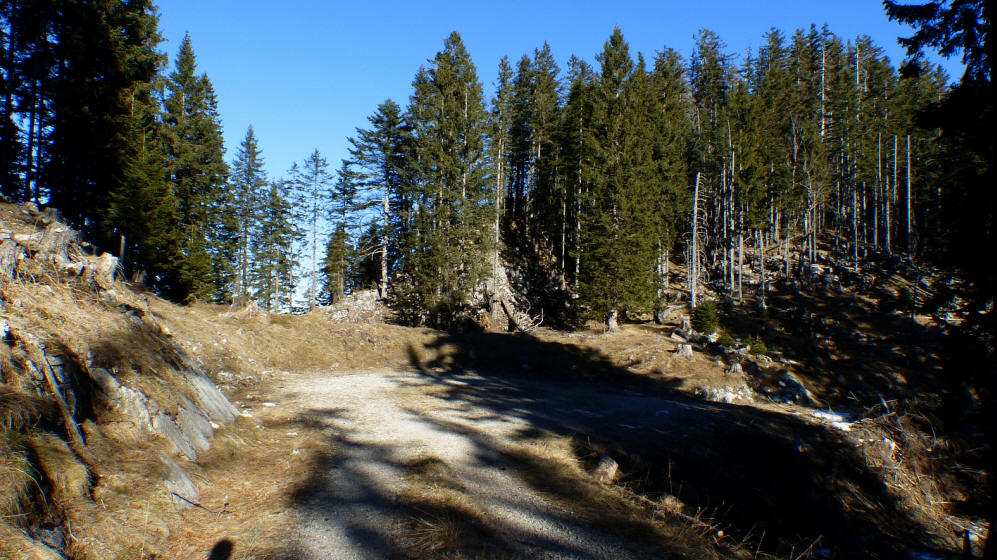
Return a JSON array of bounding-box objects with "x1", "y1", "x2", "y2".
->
[{"x1": 156, "y1": 0, "x2": 964, "y2": 181}]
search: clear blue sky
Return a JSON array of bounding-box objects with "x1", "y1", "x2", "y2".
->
[{"x1": 155, "y1": 0, "x2": 964, "y2": 181}]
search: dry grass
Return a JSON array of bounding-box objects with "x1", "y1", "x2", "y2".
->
[
  {"x1": 0, "y1": 387, "x2": 49, "y2": 432},
  {"x1": 397, "y1": 454, "x2": 493, "y2": 558},
  {"x1": 0, "y1": 428, "x2": 36, "y2": 520},
  {"x1": 499, "y1": 434, "x2": 741, "y2": 560}
]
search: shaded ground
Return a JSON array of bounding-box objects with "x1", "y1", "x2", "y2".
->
[{"x1": 251, "y1": 343, "x2": 952, "y2": 559}]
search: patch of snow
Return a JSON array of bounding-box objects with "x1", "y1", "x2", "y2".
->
[{"x1": 810, "y1": 409, "x2": 854, "y2": 432}]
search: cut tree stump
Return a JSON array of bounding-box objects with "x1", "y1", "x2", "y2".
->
[{"x1": 594, "y1": 455, "x2": 619, "y2": 483}]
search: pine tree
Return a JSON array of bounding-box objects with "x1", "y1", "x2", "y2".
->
[
  {"x1": 0, "y1": 1, "x2": 23, "y2": 200},
  {"x1": 43, "y1": 0, "x2": 164, "y2": 249},
  {"x1": 321, "y1": 223, "x2": 350, "y2": 304},
  {"x1": 110, "y1": 77, "x2": 181, "y2": 295},
  {"x1": 649, "y1": 47, "x2": 695, "y2": 307},
  {"x1": 489, "y1": 56, "x2": 515, "y2": 281},
  {"x1": 344, "y1": 99, "x2": 409, "y2": 299},
  {"x1": 291, "y1": 149, "x2": 332, "y2": 310},
  {"x1": 689, "y1": 29, "x2": 733, "y2": 293},
  {"x1": 577, "y1": 28, "x2": 660, "y2": 330},
  {"x1": 250, "y1": 179, "x2": 300, "y2": 311},
  {"x1": 163, "y1": 33, "x2": 229, "y2": 301},
  {"x1": 398, "y1": 32, "x2": 495, "y2": 327},
  {"x1": 229, "y1": 126, "x2": 267, "y2": 299},
  {"x1": 557, "y1": 55, "x2": 598, "y2": 289}
]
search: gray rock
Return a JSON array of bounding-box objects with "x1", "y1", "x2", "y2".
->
[
  {"x1": 89, "y1": 367, "x2": 154, "y2": 431},
  {"x1": 176, "y1": 398, "x2": 214, "y2": 455},
  {"x1": 184, "y1": 372, "x2": 237, "y2": 424},
  {"x1": 153, "y1": 413, "x2": 197, "y2": 460},
  {"x1": 162, "y1": 457, "x2": 199, "y2": 508}
]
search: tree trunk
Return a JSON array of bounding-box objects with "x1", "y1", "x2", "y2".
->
[
  {"x1": 381, "y1": 186, "x2": 389, "y2": 299},
  {"x1": 606, "y1": 309, "x2": 620, "y2": 332},
  {"x1": 691, "y1": 172, "x2": 701, "y2": 308},
  {"x1": 906, "y1": 135, "x2": 912, "y2": 255}
]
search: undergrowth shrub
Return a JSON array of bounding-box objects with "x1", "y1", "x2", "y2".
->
[
  {"x1": 717, "y1": 333, "x2": 735, "y2": 347},
  {"x1": 747, "y1": 336, "x2": 768, "y2": 355},
  {"x1": 691, "y1": 301, "x2": 718, "y2": 334},
  {"x1": 897, "y1": 287, "x2": 914, "y2": 312}
]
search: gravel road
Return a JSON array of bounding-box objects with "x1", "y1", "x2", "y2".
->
[{"x1": 274, "y1": 368, "x2": 698, "y2": 559}]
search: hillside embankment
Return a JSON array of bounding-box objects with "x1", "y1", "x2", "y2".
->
[{"x1": 0, "y1": 201, "x2": 990, "y2": 559}]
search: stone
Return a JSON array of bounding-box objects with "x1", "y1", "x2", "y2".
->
[
  {"x1": 162, "y1": 457, "x2": 199, "y2": 508},
  {"x1": 153, "y1": 412, "x2": 197, "y2": 460},
  {"x1": 184, "y1": 372, "x2": 238, "y2": 424},
  {"x1": 675, "y1": 344, "x2": 693, "y2": 358},
  {"x1": 594, "y1": 455, "x2": 619, "y2": 484}
]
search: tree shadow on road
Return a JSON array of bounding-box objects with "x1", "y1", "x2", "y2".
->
[{"x1": 400, "y1": 330, "x2": 954, "y2": 560}]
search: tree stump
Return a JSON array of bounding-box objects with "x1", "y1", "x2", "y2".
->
[{"x1": 594, "y1": 455, "x2": 619, "y2": 484}]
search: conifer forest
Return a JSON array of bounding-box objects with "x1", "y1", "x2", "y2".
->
[{"x1": 1, "y1": 2, "x2": 992, "y2": 331}]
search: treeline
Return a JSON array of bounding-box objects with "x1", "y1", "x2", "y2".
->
[
  {"x1": 2, "y1": 1, "x2": 978, "y2": 326},
  {"x1": 335, "y1": 26, "x2": 957, "y2": 327},
  {"x1": 0, "y1": 1, "x2": 315, "y2": 309}
]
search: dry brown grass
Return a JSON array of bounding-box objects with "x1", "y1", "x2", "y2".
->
[
  {"x1": 499, "y1": 434, "x2": 741, "y2": 560},
  {"x1": 397, "y1": 454, "x2": 493, "y2": 558}
]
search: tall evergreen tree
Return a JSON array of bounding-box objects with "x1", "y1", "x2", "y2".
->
[
  {"x1": 163, "y1": 33, "x2": 228, "y2": 301},
  {"x1": 109, "y1": 75, "x2": 181, "y2": 295},
  {"x1": 42, "y1": 0, "x2": 163, "y2": 249},
  {"x1": 344, "y1": 99, "x2": 409, "y2": 299},
  {"x1": 250, "y1": 179, "x2": 300, "y2": 311},
  {"x1": 398, "y1": 32, "x2": 494, "y2": 327},
  {"x1": 291, "y1": 149, "x2": 332, "y2": 310},
  {"x1": 577, "y1": 28, "x2": 660, "y2": 330},
  {"x1": 557, "y1": 55, "x2": 598, "y2": 289},
  {"x1": 649, "y1": 47, "x2": 695, "y2": 303},
  {"x1": 321, "y1": 222, "x2": 351, "y2": 304},
  {"x1": 229, "y1": 126, "x2": 267, "y2": 299}
]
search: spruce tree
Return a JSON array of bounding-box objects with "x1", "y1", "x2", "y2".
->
[
  {"x1": 163, "y1": 33, "x2": 229, "y2": 301},
  {"x1": 344, "y1": 99, "x2": 408, "y2": 299},
  {"x1": 291, "y1": 149, "x2": 332, "y2": 310},
  {"x1": 250, "y1": 179, "x2": 300, "y2": 311},
  {"x1": 0, "y1": 1, "x2": 23, "y2": 200},
  {"x1": 649, "y1": 47, "x2": 695, "y2": 306},
  {"x1": 557, "y1": 55, "x2": 598, "y2": 289},
  {"x1": 229, "y1": 126, "x2": 267, "y2": 299},
  {"x1": 43, "y1": 0, "x2": 163, "y2": 248},
  {"x1": 110, "y1": 78, "x2": 181, "y2": 295},
  {"x1": 577, "y1": 28, "x2": 660, "y2": 330},
  {"x1": 321, "y1": 223, "x2": 351, "y2": 304},
  {"x1": 399, "y1": 32, "x2": 495, "y2": 327}
]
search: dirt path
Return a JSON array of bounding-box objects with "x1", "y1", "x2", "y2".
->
[{"x1": 274, "y1": 368, "x2": 691, "y2": 559}]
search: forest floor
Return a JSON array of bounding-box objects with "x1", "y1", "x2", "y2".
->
[{"x1": 154, "y1": 255, "x2": 989, "y2": 560}]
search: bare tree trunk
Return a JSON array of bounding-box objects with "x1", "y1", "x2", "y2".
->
[
  {"x1": 606, "y1": 309, "x2": 620, "y2": 332},
  {"x1": 852, "y1": 187, "x2": 859, "y2": 275},
  {"x1": 906, "y1": 135, "x2": 912, "y2": 255},
  {"x1": 380, "y1": 186, "x2": 389, "y2": 299},
  {"x1": 691, "y1": 172, "x2": 701, "y2": 308},
  {"x1": 737, "y1": 228, "x2": 743, "y2": 304},
  {"x1": 758, "y1": 229, "x2": 767, "y2": 308}
]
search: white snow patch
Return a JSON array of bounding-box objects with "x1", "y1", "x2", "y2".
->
[{"x1": 811, "y1": 410, "x2": 854, "y2": 431}]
